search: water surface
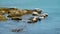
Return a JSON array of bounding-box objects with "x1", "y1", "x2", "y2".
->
[{"x1": 0, "y1": 0, "x2": 60, "y2": 34}]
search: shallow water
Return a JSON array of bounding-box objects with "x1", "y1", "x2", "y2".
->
[{"x1": 0, "y1": 0, "x2": 60, "y2": 34}]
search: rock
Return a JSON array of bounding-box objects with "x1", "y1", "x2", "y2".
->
[
  {"x1": 11, "y1": 28, "x2": 23, "y2": 32},
  {"x1": 0, "y1": 8, "x2": 8, "y2": 15},
  {"x1": 21, "y1": 9, "x2": 32, "y2": 15},
  {"x1": 0, "y1": 15, "x2": 7, "y2": 21},
  {"x1": 8, "y1": 8, "x2": 18, "y2": 10},
  {"x1": 7, "y1": 11, "x2": 22, "y2": 18},
  {"x1": 11, "y1": 17, "x2": 22, "y2": 20},
  {"x1": 27, "y1": 20, "x2": 32, "y2": 23},
  {"x1": 8, "y1": 10, "x2": 24, "y2": 17}
]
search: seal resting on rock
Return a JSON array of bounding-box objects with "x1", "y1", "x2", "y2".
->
[
  {"x1": 27, "y1": 16, "x2": 39, "y2": 23},
  {"x1": 32, "y1": 8, "x2": 43, "y2": 16},
  {"x1": 40, "y1": 13, "x2": 48, "y2": 18},
  {"x1": 38, "y1": 13, "x2": 48, "y2": 20}
]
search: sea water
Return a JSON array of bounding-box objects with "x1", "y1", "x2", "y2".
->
[{"x1": 0, "y1": 0, "x2": 60, "y2": 34}]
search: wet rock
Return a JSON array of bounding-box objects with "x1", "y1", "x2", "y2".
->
[
  {"x1": 0, "y1": 8, "x2": 48, "y2": 22},
  {"x1": 11, "y1": 18, "x2": 22, "y2": 20},
  {"x1": 7, "y1": 15, "x2": 11, "y2": 18},
  {"x1": 0, "y1": 15, "x2": 7, "y2": 21}
]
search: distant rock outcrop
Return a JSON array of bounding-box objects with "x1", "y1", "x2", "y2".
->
[{"x1": 0, "y1": 7, "x2": 48, "y2": 22}]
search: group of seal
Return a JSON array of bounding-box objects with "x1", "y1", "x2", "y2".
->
[
  {"x1": 27, "y1": 8, "x2": 48, "y2": 23},
  {"x1": 0, "y1": 8, "x2": 48, "y2": 22},
  {"x1": 0, "y1": 8, "x2": 48, "y2": 32}
]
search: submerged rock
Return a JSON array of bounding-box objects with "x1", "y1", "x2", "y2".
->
[
  {"x1": 27, "y1": 20, "x2": 37, "y2": 23},
  {"x1": 11, "y1": 17, "x2": 22, "y2": 20},
  {"x1": 11, "y1": 28, "x2": 23, "y2": 32}
]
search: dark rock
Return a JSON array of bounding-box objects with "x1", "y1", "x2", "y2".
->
[
  {"x1": 11, "y1": 18, "x2": 22, "y2": 20},
  {"x1": 8, "y1": 12, "x2": 10, "y2": 14},
  {"x1": 8, "y1": 8, "x2": 18, "y2": 10},
  {"x1": 11, "y1": 28, "x2": 23, "y2": 32},
  {"x1": 7, "y1": 15, "x2": 11, "y2": 18},
  {"x1": 37, "y1": 18, "x2": 41, "y2": 21},
  {"x1": 27, "y1": 21, "x2": 37, "y2": 23},
  {"x1": 32, "y1": 10, "x2": 37, "y2": 12}
]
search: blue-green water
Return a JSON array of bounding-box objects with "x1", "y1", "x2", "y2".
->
[{"x1": 0, "y1": 0, "x2": 60, "y2": 34}]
